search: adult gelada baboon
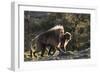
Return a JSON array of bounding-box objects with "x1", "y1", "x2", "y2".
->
[{"x1": 31, "y1": 25, "x2": 64, "y2": 57}]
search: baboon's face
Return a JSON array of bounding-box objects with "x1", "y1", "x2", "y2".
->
[
  {"x1": 57, "y1": 29, "x2": 64, "y2": 38},
  {"x1": 60, "y1": 29, "x2": 64, "y2": 35}
]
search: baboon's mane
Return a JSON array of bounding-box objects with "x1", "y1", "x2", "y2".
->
[{"x1": 48, "y1": 25, "x2": 64, "y2": 31}]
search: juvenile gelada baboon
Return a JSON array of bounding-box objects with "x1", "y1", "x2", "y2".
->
[
  {"x1": 31, "y1": 25, "x2": 64, "y2": 57},
  {"x1": 60, "y1": 32, "x2": 72, "y2": 52}
]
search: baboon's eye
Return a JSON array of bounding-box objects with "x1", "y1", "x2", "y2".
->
[
  {"x1": 61, "y1": 31, "x2": 63, "y2": 33},
  {"x1": 60, "y1": 30, "x2": 64, "y2": 34}
]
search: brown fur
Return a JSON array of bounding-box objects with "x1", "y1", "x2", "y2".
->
[
  {"x1": 31, "y1": 25, "x2": 64, "y2": 57},
  {"x1": 48, "y1": 32, "x2": 72, "y2": 55}
]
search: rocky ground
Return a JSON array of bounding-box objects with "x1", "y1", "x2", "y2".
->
[{"x1": 24, "y1": 48, "x2": 90, "y2": 62}]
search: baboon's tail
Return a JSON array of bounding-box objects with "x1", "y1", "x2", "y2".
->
[
  {"x1": 30, "y1": 35, "x2": 39, "y2": 58},
  {"x1": 31, "y1": 36, "x2": 38, "y2": 50},
  {"x1": 30, "y1": 37, "x2": 37, "y2": 58}
]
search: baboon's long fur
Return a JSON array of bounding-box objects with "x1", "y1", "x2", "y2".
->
[{"x1": 31, "y1": 25, "x2": 64, "y2": 57}]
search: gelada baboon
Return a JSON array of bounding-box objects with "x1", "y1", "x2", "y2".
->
[
  {"x1": 60, "y1": 32, "x2": 72, "y2": 52},
  {"x1": 31, "y1": 25, "x2": 64, "y2": 57}
]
